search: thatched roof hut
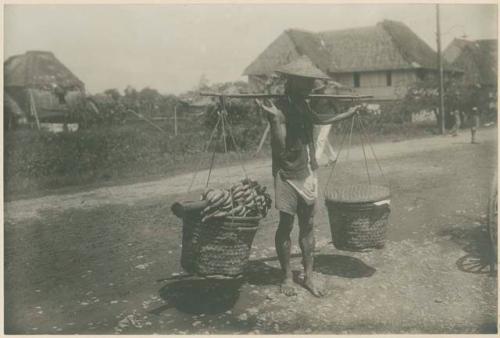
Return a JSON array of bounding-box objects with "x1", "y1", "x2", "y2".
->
[
  {"x1": 4, "y1": 51, "x2": 85, "y2": 126},
  {"x1": 5, "y1": 50, "x2": 84, "y2": 90},
  {"x1": 444, "y1": 38, "x2": 497, "y2": 86},
  {"x1": 244, "y1": 20, "x2": 462, "y2": 99},
  {"x1": 244, "y1": 20, "x2": 455, "y2": 77}
]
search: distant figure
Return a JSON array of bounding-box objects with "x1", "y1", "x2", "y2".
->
[
  {"x1": 315, "y1": 124, "x2": 337, "y2": 165},
  {"x1": 470, "y1": 106, "x2": 480, "y2": 144},
  {"x1": 311, "y1": 80, "x2": 337, "y2": 166},
  {"x1": 449, "y1": 109, "x2": 461, "y2": 137}
]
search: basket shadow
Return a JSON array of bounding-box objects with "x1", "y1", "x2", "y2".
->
[
  {"x1": 157, "y1": 279, "x2": 243, "y2": 315},
  {"x1": 244, "y1": 259, "x2": 283, "y2": 286},
  {"x1": 313, "y1": 254, "x2": 376, "y2": 278}
]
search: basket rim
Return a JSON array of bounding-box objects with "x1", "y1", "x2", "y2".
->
[
  {"x1": 325, "y1": 184, "x2": 390, "y2": 203},
  {"x1": 224, "y1": 215, "x2": 262, "y2": 221}
]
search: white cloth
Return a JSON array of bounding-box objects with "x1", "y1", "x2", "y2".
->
[
  {"x1": 286, "y1": 146, "x2": 318, "y2": 204},
  {"x1": 315, "y1": 124, "x2": 337, "y2": 165}
]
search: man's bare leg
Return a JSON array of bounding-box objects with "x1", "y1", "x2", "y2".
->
[
  {"x1": 298, "y1": 202, "x2": 325, "y2": 297},
  {"x1": 275, "y1": 212, "x2": 296, "y2": 296}
]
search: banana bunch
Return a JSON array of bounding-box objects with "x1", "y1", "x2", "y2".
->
[{"x1": 200, "y1": 178, "x2": 272, "y2": 222}]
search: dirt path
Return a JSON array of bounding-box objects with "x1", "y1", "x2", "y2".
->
[
  {"x1": 4, "y1": 127, "x2": 497, "y2": 334},
  {"x1": 5, "y1": 128, "x2": 497, "y2": 223}
]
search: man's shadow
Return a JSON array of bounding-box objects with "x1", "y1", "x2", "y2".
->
[
  {"x1": 314, "y1": 254, "x2": 376, "y2": 278},
  {"x1": 245, "y1": 253, "x2": 376, "y2": 285}
]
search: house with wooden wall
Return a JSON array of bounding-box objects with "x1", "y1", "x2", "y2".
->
[{"x1": 243, "y1": 20, "x2": 457, "y2": 100}]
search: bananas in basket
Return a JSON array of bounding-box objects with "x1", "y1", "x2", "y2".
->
[{"x1": 200, "y1": 178, "x2": 272, "y2": 222}]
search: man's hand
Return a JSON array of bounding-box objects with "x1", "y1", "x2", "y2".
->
[
  {"x1": 345, "y1": 104, "x2": 362, "y2": 117},
  {"x1": 255, "y1": 99, "x2": 285, "y2": 122}
]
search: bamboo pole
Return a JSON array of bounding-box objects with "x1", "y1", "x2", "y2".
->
[
  {"x1": 28, "y1": 89, "x2": 41, "y2": 130},
  {"x1": 255, "y1": 123, "x2": 270, "y2": 155},
  {"x1": 126, "y1": 109, "x2": 166, "y2": 133},
  {"x1": 436, "y1": 4, "x2": 446, "y2": 135}
]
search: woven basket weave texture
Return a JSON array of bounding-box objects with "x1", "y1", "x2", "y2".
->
[
  {"x1": 325, "y1": 184, "x2": 390, "y2": 251},
  {"x1": 181, "y1": 209, "x2": 260, "y2": 276}
]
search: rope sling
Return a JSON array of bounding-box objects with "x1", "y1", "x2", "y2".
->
[
  {"x1": 171, "y1": 97, "x2": 258, "y2": 281},
  {"x1": 187, "y1": 96, "x2": 248, "y2": 193},
  {"x1": 171, "y1": 99, "x2": 390, "y2": 280},
  {"x1": 324, "y1": 108, "x2": 389, "y2": 194},
  {"x1": 322, "y1": 106, "x2": 391, "y2": 252},
  {"x1": 187, "y1": 98, "x2": 388, "y2": 199}
]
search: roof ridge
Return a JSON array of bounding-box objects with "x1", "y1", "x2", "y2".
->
[
  {"x1": 379, "y1": 20, "x2": 427, "y2": 69},
  {"x1": 283, "y1": 30, "x2": 306, "y2": 69},
  {"x1": 5, "y1": 50, "x2": 84, "y2": 88},
  {"x1": 285, "y1": 28, "x2": 317, "y2": 34},
  {"x1": 285, "y1": 29, "x2": 338, "y2": 73},
  {"x1": 319, "y1": 24, "x2": 376, "y2": 35},
  {"x1": 26, "y1": 50, "x2": 54, "y2": 54}
]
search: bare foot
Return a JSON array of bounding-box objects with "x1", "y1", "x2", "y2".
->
[
  {"x1": 280, "y1": 279, "x2": 297, "y2": 296},
  {"x1": 303, "y1": 278, "x2": 325, "y2": 298}
]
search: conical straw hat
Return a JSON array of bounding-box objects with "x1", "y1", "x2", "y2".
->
[{"x1": 275, "y1": 55, "x2": 331, "y2": 80}]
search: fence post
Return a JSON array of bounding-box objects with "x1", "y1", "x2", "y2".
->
[{"x1": 174, "y1": 104, "x2": 178, "y2": 136}]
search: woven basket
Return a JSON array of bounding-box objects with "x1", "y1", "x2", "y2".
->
[
  {"x1": 325, "y1": 184, "x2": 391, "y2": 252},
  {"x1": 178, "y1": 202, "x2": 260, "y2": 277}
]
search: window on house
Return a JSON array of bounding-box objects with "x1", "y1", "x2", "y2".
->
[
  {"x1": 386, "y1": 71, "x2": 392, "y2": 87},
  {"x1": 353, "y1": 73, "x2": 360, "y2": 88}
]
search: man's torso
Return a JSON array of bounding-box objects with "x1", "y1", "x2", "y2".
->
[{"x1": 271, "y1": 96, "x2": 314, "y2": 180}]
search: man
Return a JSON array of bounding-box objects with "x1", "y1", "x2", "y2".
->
[
  {"x1": 315, "y1": 124, "x2": 338, "y2": 165},
  {"x1": 449, "y1": 109, "x2": 461, "y2": 137},
  {"x1": 312, "y1": 81, "x2": 338, "y2": 166},
  {"x1": 470, "y1": 106, "x2": 480, "y2": 144},
  {"x1": 255, "y1": 57, "x2": 358, "y2": 297}
]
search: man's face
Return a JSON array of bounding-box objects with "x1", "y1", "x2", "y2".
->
[{"x1": 287, "y1": 76, "x2": 315, "y2": 95}]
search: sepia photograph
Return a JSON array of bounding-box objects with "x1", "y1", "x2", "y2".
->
[{"x1": 3, "y1": 1, "x2": 498, "y2": 334}]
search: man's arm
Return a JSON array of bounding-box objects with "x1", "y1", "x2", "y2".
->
[
  {"x1": 308, "y1": 104, "x2": 360, "y2": 125},
  {"x1": 255, "y1": 99, "x2": 287, "y2": 155}
]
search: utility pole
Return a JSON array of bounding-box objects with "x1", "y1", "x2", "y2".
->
[{"x1": 436, "y1": 4, "x2": 446, "y2": 135}]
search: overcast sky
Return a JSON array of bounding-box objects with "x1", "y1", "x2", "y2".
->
[{"x1": 4, "y1": 3, "x2": 497, "y2": 95}]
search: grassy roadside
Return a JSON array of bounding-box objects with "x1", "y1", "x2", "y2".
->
[{"x1": 5, "y1": 122, "x2": 440, "y2": 201}]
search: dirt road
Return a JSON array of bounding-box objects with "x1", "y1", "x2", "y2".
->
[
  {"x1": 5, "y1": 128, "x2": 497, "y2": 223},
  {"x1": 4, "y1": 128, "x2": 498, "y2": 334}
]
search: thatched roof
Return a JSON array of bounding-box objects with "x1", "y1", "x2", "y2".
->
[
  {"x1": 444, "y1": 38, "x2": 497, "y2": 85},
  {"x1": 244, "y1": 20, "x2": 456, "y2": 76},
  {"x1": 4, "y1": 50, "x2": 84, "y2": 90},
  {"x1": 243, "y1": 28, "x2": 337, "y2": 76},
  {"x1": 275, "y1": 55, "x2": 330, "y2": 79},
  {"x1": 375, "y1": 20, "x2": 446, "y2": 70},
  {"x1": 443, "y1": 38, "x2": 471, "y2": 64},
  {"x1": 285, "y1": 29, "x2": 338, "y2": 73}
]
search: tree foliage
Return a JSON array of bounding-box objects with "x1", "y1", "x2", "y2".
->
[{"x1": 403, "y1": 74, "x2": 484, "y2": 128}]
